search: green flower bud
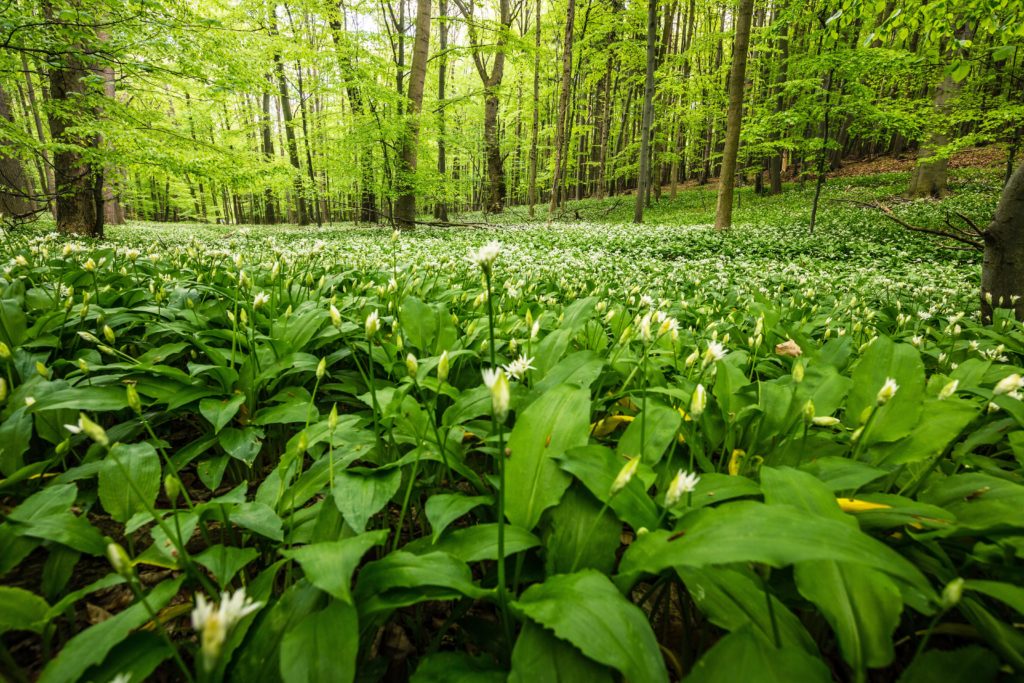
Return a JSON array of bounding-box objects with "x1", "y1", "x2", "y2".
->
[
  {"x1": 106, "y1": 542, "x2": 132, "y2": 577},
  {"x1": 78, "y1": 413, "x2": 109, "y2": 448},
  {"x1": 126, "y1": 384, "x2": 142, "y2": 414},
  {"x1": 164, "y1": 474, "x2": 181, "y2": 502}
]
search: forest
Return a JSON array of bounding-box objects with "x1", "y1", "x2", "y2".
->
[{"x1": 2, "y1": 0, "x2": 1024, "y2": 681}]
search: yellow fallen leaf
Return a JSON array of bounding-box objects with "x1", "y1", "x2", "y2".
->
[
  {"x1": 590, "y1": 414, "x2": 634, "y2": 437},
  {"x1": 837, "y1": 498, "x2": 892, "y2": 513},
  {"x1": 728, "y1": 449, "x2": 746, "y2": 476}
]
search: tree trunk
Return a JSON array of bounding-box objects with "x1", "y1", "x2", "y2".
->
[
  {"x1": 436, "y1": 0, "x2": 449, "y2": 221},
  {"x1": 394, "y1": 0, "x2": 431, "y2": 229},
  {"x1": 907, "y1": 73, "x2": 958, "y2": 198},
  {"x1": 982, "y1": 161, "x2": 1024, "y2": 321},
  {"x1": 44, "y1": 0, "x2": 104, "y2": 237},
  {"x1": 261, "y1": 84, "x2": 277, "y2": 223},
  {"x1": 549, "y1": 0, "x2": 576, "y2": 215},
  {"x1": 526, "y1": 0, "x2": 541, "y2": 216},
  {"x1": 274, "y1": 28, "x2": 308, "y2": 225},
  {"x1": 633, "y1": 0, "x2": 658, "y2": 223},
  {"x1": 713, "y1": 0, "x2": 755, "y2": 229},
  {"x1": 21, "y1": 55, "x2": 55, "y2": 215},
  {"x1": 0, "y1": 84, "x2": 34, "y2": 218}
]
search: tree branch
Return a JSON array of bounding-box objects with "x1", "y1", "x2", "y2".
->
[{"x1": 831, "y1": 198, "x2": 984, "y2": 251}]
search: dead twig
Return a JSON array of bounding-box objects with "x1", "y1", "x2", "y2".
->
[{"x1": 831, "y1": 198, "x2": 984, "y2": 251}]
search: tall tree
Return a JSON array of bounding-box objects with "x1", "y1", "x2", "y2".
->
[
  {"x1": 526, "y1": 0, "x2": 541, "y2": 217},
  {"x1": 436, "y1": 0, "x2": 449, "y2": 221},
  {"x1": 0, "y1": 83, "x2": 34, "y2": 219},
  {"x1": 454, "y1": 0, "x2": 512, "y2": 214},
  {"x1": 548, "y1": 0, "x2": 575, "y2": 215},
  {"x1": 982, "y1": 161, "x2": 1024, "y2": 321},
  {"x1": 633, "y1": 0, "x2": 657, "y2": 223},
  {"x1": 713, "y1": 0, "x2": 755, "y2": 229},
  {"x1": 394, "y1": 0, "x2": 432, "y2": 229},
  {"x1": 43, "y1": 0, "x2": 104, "y2": 236}
]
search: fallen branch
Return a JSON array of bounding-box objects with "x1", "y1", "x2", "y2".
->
[{"x1": 831, "y1": 198, "x2": 984, "y2": 251}]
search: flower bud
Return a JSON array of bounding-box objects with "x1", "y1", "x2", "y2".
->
[
  {"x1": 941, "y1": 577, "x2": 964, "y2": 609},
  {"x1": 103, "y1": 325, "x2": 116, "y2": 344},
  {"x1": 437, "y1": 350, "x2": 450, "y2": 384},
  {"x1": 803, "y1": 399, "x2": 815, "y2": 423},
  {"x1": 328, "y1": 404, "x2": 339, "y2": 431},
  {"x1": 793, "y1": 361, "x2": 805, "y2": 383},
  {"x1": 938, "y1": 379, "x2": 959, "y2": 400},
  {"x1": 164, "y1": 474, "x2": 181, "y2": 502},
  {"x1": 78, "y1": 413, "x2": 109, "y2": 447},
  {"x1": 482, "y1": 368, "x2": 510, "y2": 423},
  {"x1": 106, "y1": 542, "x2": 132, "y2": 577},
  {"x1": 690, "y1": 384, "x2": 707, "y2": 419},
  {"x1": 316, "y1": 357, "x2": 327, "y2": 380},
  {"x1": 365, "y1": 310, "x2": 380, "y2": 339},
  {"x1": 126, "y1": 384, "x2": 142, "y2": 414},
  {"x1": 611, "y1": 455, "x2": 640, "y2": 495},
  {"x1": 0, "y1": 341, "x2": 11, "y2": 361},
  {"x1": 0, "y1": 377, "x2": 6, "y2": 402},
  {"x1": 405, "y1": 353, "x2": 418, "y2": 377}
]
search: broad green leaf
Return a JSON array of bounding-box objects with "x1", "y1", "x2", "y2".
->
[
  {"x1": 219, "y1": 426, "x2": 264, "y2": 465},
  {"x1": 230, "y1": 581, "x2": 320, "y2": 683},
  {"x1": 425, "y1": 493, "x2": 493, "y2": 542},
  {"x1": 428, "y1": 523, "x2": 540, "y2": 563},
  {"x1": 280, "y1": 601, "x2": 359, "y2": 683},
  {"x1": 0, "y1": 407, "x2": 32, "y2": 476},
  {"x1": 509, "y1": 621, "x2": 614, "y2": 683},
  {"x1": 845, "y1": 337, "x2": 924, "y2": 444},
  {"x1": 512, "y1": 570, "x2": 668, "y2": 683},
  {"x1": 541, "y1": 484, "x2": 619, "y2": 574},
  {"x1": 897, "y1": 646, "x2": 999, "y2": 683},
  {"x1": 556, "y1": 445, "x2": 660, "y2": 530},
  {"x1": 619, "y1": 501, "x2": 933, "y2": 598},
  {"x1": 99, "y1": 442, "x2": 161, "y2": 523},
  {"x1": 82, "y1": 631, "x2": 172, "y2": 683},
  {"x1": 964, "y1": 579, "x2": 1024, "y2": 616},
  {"x1": 200, "y1": 394, "x2": 246, "y2": 433},
  {"x1": 281, "y1": 530, "x2": 388, "y2": 603},
  {"x1": 230, "y1": 502, "x2": 284, "y2": 541},
  {"x1": 413, "y1": 651, "x2": 507, "y2": 682},
  {"x1": 533, "y1": 351, "x2": 604, "y2": 393},
  {"x1": 505, "y1": 384, "x2": 592, "y2": 531},
  {"x1": 354, "y1": 551, "x2": 486, "y2": 617},
  {"x1": 195, "y1": 545, "x2": 259, "y2": 588},
  {"x1": 871, "y1": 398, "x2": 978, "y2": 466},
  {"x1": 0, "y1": 586, "x2": 49, "y2": 634},
  {"x1": 332, "y1": 468, "x2": 402, "y2": 534},
  {"x1": 616, "y1": 402, "x2": 680, "y2": 465},
  {"x1": 919, "y1": 473, "x2": 1024, "y2": 531},
  {"x1": 38, "y1": 577, "x2": 184, "y2": 683},
  {"x1": 676, "y1": 566, "x2": 817, "y2": 653},
  {"x1": 684, "y1": 625, "x2": 831, "y2": 682}
]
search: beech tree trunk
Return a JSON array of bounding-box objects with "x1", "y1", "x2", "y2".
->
[
  {"x1": 394, "y1": 0, "x2": 431, "y2": 229},
  {"x1": 982, "y1": 162, "x2": 1024, "y2": 322},
  {"x1": 526, "y1": 0, "x2": 542, "y2": 215},
  {"x1": 436, "y1": 0, "x2": 449, "y2": 221},
  {"x1": 633, "y1": 0, "x2": 657, "y2": 223},
  {"x1": 714, "y1": 0, "x2": 755, "y2": 229},
  {"x1": 549, "y1": 0, "x2": 576, "y2": 215},
  {"x1": 0, "y1": 84, "x2": 34, "y2": 219},
  {"x1": 907, "y1": 73, "x2": 957, "y2": 198},
  {"x1": 273, "y1": 16, "x2": 308, "y2": 226},
  {"x1": 45, "y1": 0, "x2": 104, "y2": 237}
]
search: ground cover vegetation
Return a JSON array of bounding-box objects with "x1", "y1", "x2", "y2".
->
[
  {"x1": 2, "y1": 168, "x2": 1024, "y2": 681},
  {"x1": 2, "y1": 0, "x2": 1024, "y2": 679}
]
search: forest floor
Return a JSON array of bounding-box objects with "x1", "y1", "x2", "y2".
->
[{"x1": 0, "y1": 158, "x2": 1016, "y2": 683}]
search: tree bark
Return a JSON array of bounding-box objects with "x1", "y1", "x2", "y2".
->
[
  {"x1": 907, "y1": 73, "x2": 957, "y2": 198},
  {"x1": 549, "y1": 0, "x2": 576, "y2": 215},
  {"x1": 527, "y1": 0, "x2": 541, "y2": 216},
  {"x1": 44, "y1": 0, "x2": 104, "y2": 237},
  {"x1": 436, "y1": 0, "x2": 449, "y2": 221},
  {"x1": 0, "y1": 84, "x2": 34, "y2": 219},
  {"x1": 394, "y1": 0, "x2": 431, "y2": 229},
  {"x1": 633, "y1": 0, "x2": 658, "y2": 223},
  {"x1": 713, "y1": 0, "x2": 755, "y2": 229},
  {"x1": 983, "y1": 162, "x2": 1024, "y2": 321}
]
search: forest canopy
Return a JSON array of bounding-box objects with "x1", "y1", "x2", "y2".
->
[{"x1": 0, "y1": 0, "x2": 1021, "y2": 232}]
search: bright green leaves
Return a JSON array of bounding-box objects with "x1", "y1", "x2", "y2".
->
[
  {"x1": 99, "y1": 442, "x2": 161, "y2": 523},
  {"x1": 200, "y1": 394, "x2": 246, "y2": 433},
  {"x1": 505, "y1": 384, "x2": 591, "y2": 531},
  {"x1": 332, "y1": 468, "x2": 402, "y2": 533},
  {"x1": 685, "y1": 625, "x2": 832, "y2": 683},
  {"x1": 509, "y1": 622, "x2": 614, "y2": 683},
  {"x1": 0, "y1": 586, "x2": 50, "y2": 634},
  {"x1": 280, "y1": 601, "x2": 359, "y2": 683},
  {"x1": 512, "y1": 570, "x2": 668, "y2": 683},
  {"x1": 619, "y1": 501, "x2": 933, "y2": 598},
  {"x1": 846, "y1": 337, "x2": 924, "y2": 444},
  {"x1": 282, "y1": 531, "x2": 389, "y2": 603}
]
